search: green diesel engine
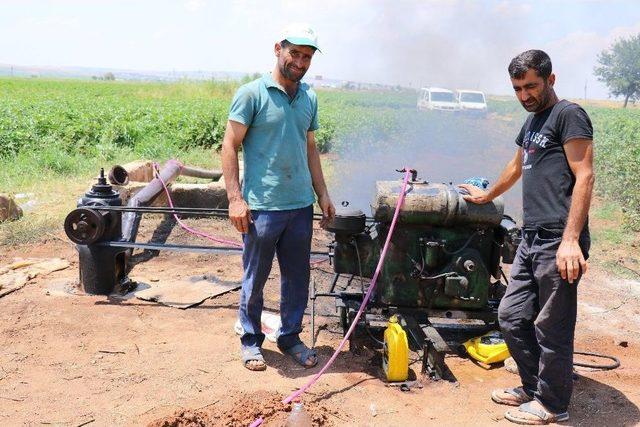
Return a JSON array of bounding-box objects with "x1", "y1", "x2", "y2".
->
[{"x1": 327, "y1": 179, "x2": 519, "y2": 313}]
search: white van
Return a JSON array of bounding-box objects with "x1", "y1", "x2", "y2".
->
[
  {"x1": 456, "y1": 90, "x2": 488, "y2": 114},
  {"x1": 417, "y1": 87, "x2": 459, "y2": 111}
]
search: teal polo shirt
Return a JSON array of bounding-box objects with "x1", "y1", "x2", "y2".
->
[{"x1": 228, "y1": 73, "x2": 319, "y2": 211}]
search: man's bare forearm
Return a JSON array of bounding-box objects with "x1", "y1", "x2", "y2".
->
[
  {"x1": 562, "y1": 173, "x2": 594, "y2": 241},
  {"x1": 221, "y1": 137, "x2": 243, "y2": 202},
  {"x1": 485, "y1": 155, "x2": 522, "y2": 201},
  {"x1": 307, "y1": 135, "x2": 329, "y2": 198},
  {"x1": 221, "y1": 120, "x2": 251, "y2": 232}
]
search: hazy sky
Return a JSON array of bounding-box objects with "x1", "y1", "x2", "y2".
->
[{"x1": 2, "y1": 0, "x2": 639, "y2": 98}]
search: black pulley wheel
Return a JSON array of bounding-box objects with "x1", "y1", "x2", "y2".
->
[
  {"x1": 64, "y1": 207, "x2": 106, "y2": 245},
  {"x1": 84, "y1": 201, "x2": 119, "y2": 236}
]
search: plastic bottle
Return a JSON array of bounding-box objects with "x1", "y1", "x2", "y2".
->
[{"x1": 285, "y1": 402, "x2": 313, "y2": 427}]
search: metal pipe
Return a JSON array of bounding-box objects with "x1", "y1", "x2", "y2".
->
[
  {"x1": 99, "y1": 206, "x2": 231, "y2": 213},
  {"x1": 109, "y1": 164, "x2": 222, "y2": 185},
  {"x1": 121, "y1": 159, "x2": 183, "y2": 243},
  {"x1": 311, "y1": 280, "x2": 316, "y2": 347},
  {"x1": 108, "y1": 165, "x2": 129, "y2": 185},
  {"x1": 100, "y1": 241, "x2": 243, "y2": 254},
  {"x1": 94, "y1": 205, "x2": 376, "y2": 221},
  {"x1": 180, "y1": 165, "x2": 223, "y2": 181},
  {"x1": 107, "y1": 206, "x2": 231, "y2": 219},
  {"x1": 98, "y1": 240, "x2": 330, "y2": 257}
]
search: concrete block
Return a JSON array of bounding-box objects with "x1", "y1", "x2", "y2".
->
[
  {"x1": 112, "y1": 182, "x2": 228, "y2": 210},
  {"x1": 109, "y1": 160, "x2": 233, "y2": 209},
  {"x1": 169, "y1": 183, "x2": 229, "y2": 209}
]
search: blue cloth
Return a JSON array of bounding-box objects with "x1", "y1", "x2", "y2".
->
[
  {"x1": 463, "y1": 177, "x2": 490, "y2": 189},
  {"x1": 228, "y1": 74, "x2": 319, "y2": 211},
  {"x1": 238, "y1": 205, "x2": 313, "y2": 351}
]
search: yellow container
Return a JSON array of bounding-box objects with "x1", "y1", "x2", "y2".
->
[
  {"x1": 383, "y1": 316, "x2": 409, "y2": 382},
  {"x1": 463, "y1": 331, "x2": 510, "y2": 365}
]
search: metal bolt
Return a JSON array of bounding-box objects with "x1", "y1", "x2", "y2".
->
[{"x1": 463, "y1": 260, "x2": 475, "y2": 272}]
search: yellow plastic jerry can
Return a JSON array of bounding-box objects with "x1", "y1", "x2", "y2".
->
[
  {"x1": 463, "y1": 330, "x2": 510, "y2": 365},
  {"x1": 383, "y1": 315, "x2": 409, "y2": 382}
]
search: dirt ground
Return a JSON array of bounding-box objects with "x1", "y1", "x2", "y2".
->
[{"x1": 1, "y1": 216, "x2": 639, "y2": 427}]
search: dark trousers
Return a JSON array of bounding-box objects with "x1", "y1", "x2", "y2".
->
[
  {"x1": 238, "y1": 205, "x2": 313, "y2": 351},
  {"x1": 498, "y1": 227, "x2": 590, "y2": 414}
]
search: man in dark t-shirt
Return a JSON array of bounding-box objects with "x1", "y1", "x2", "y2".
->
[{"x1": 459, "y1": 50, "x2": 594, "y2": 425}]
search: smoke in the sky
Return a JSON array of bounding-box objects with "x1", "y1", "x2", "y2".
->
[
  {"x1": 351, "y1": 2, "x2": 528, "y2": 92},
  {"x1": 311, "y1": 1, "x2": 640, "y2": 99},
  {"x1": 1, "y1": 1, "x2": 638, "y2": 99},
  {"x1": 327, "y1": 110, "x2": 524, "y2": 223}
]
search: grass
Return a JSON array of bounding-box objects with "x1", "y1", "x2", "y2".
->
[
  {"x1": 0, "y1": 143, "x2": 226, "y2": 246},
  {"x1": 591, "y1": 202, "x2": 630, "y2": 246},
  {"x1": 0, "y1": 175, "x2": 89, "y2": 246},
  {"x1": 1, "y1": 212, "x2": 63, "y2": 247},
  {"x1": 589, "y1": 199, "x2": 640, "y2": 279},
  {"x1": 599, "y1": 260, "x2": 640, "y2": 281}
]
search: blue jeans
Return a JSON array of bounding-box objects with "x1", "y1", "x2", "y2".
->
[{"x1": 238, "y1": 205, "x2": 313, "y2": 352}]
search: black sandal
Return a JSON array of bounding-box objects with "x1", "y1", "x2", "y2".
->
[{"x1": 281, "y1": 343, "x2": 318, "y2": 368}]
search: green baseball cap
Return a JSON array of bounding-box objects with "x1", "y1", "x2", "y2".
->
[{"x1": 280, "y1": 23, "x2": 321, "y2": 52}]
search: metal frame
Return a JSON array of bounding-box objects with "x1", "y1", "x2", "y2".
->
[
  {"x1": 92, "y1": 205, "x2": 373, "y2": 221},
  {"x1": 98, "y1": 240, "x2": 328, "y2": 258},
  {"x1": 72, "y1": 201, "x2": 499, "y2": 380},
  {"x1": 72, "y1": 205, "x2": 335, "y2": 255},
  {"x1": 310, "y1": 270, "x2": 500, "y2": 382},
  {"x1": 65, "y1": 203, "x2": 335, "y2": 294}
]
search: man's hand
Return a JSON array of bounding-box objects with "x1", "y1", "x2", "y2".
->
[
  {"x1": 317, "y1": 194, "x2": 335, "y2": 229},
  {"x1": 228, "y1": 198, "x2": 252, "y2": 233},
  {"x1": 556, "y1": 239, "x2": 588, "y2": 284},
  {"x1": 458, "y1": 184, "x2": 492, "y2": 204}
]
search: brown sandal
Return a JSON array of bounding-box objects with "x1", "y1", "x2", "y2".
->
[
  {"x1": 504, "y1": 401, "x2": 569, "y2": 424},
  {"x1": 491, "y1": 387, "x2": 534, "y2": 406}
]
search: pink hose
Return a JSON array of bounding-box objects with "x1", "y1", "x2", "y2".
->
[
  {"x1": 153, "y1": 162, "x2": 331, "y2": 265},
  {"x1": 156, "y1": 162, "x2": 411, "y2": 425},
  {"x1": 282, "y1": 168, "x2": 412, "y2": 404},
  {"x1": 310, "y1": 257, "x2": 329, "y2": 266},
  {"x1": 153, "y1": 162, "x2": 243, "y2": 247}
]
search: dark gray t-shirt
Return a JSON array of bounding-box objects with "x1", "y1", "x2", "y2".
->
[{"x1": 515, "y1": 99, "x2": 593, "y2": 228}]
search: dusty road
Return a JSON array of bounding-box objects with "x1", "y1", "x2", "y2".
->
[{"x1": 1, "y1": 217, "x2": 639, "y2": 426}]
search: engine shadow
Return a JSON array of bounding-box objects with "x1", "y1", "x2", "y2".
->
[{"x1": 569, "y1": 374, "x2": 640, "y2": 426}]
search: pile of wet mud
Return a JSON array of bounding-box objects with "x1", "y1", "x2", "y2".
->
[{"x1": 147, "y1": 390, "x2": 341, "y2": 426}]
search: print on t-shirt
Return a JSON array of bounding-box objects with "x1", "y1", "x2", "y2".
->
[
  {"x1": 521, "y1": 130, "x2": 549, "y2": 170},
  {"x1": 514, "y1": 100, "x2": 593, "y2": 228}
]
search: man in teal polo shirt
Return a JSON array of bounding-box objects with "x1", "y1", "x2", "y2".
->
[{"x1": 221, "y1": 23, "x2": 335, "y2": 371}]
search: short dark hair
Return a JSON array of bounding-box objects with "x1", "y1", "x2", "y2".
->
[{"x1": 508, "y1": 50, "x2": 552, "y2": 79}]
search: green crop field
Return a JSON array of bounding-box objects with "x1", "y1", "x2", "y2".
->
[
  {"x1": 0, "y1": 77, "x2": 639, "y2": 246},
  {"x1": 589, "y1": 108, "x2": 640, "y2": 228}
]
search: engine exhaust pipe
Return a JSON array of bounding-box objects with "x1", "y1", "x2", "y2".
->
[
  {"x1": 108, "y1": 165, "x2": 129, "y2": 185},
  {"x1": 180, "y1": 165, "x2": 223, "y2": 181},
  {"x1": 109, "y1": 163, "x2": 222, "y2": 186}
]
